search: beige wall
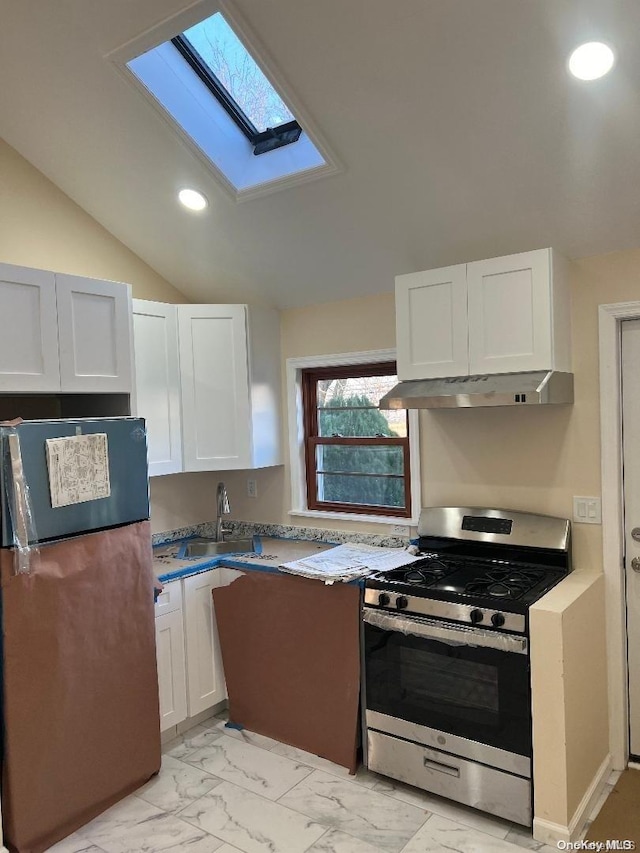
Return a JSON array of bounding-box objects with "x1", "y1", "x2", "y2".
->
[
  {"x1": 224, "y1": 250, "x2": 640, "y2": 575},
  {"x1": 0, "y1": 138, "x2": 184, "y2": 303}
]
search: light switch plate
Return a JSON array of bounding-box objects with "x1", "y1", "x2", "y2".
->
[
  {"x1": 573, "y1": 496, "x2": 602, "y2": 524},
  {"x1": 247, "y1": 479, "x2": 258, "y2": 498}
]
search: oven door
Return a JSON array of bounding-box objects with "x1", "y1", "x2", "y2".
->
[{"x1": 363, "y1": 608, "x2": 531, "y2": 757}]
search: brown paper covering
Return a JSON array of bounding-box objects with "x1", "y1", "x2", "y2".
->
[
  {"x1": 1, "y1": 521, "x2": 161, "y2": 853},
  {"x1": 213, "y1": 571, "x2": 361, "y2": 773}
]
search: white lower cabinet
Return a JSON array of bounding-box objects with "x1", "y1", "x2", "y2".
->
[
  {"x1": 154, "y1": 571, "x2": 227, "y2": 733},
  {"x1": 155, "y1": 608, "x2": 188, "y2": 731},
  {"x1": 183, "y1": 569, "x2": 227, "y2": 716}
]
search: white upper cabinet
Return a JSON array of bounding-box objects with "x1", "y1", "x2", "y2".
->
[
  {"x1": 0, "y1": 263, "x2": 134, "y2": 395},
  {"x1": 0, "y1": 263, "x2": 60, "y2": 392},
  {"x1": 132, "y1": 300, "x2": 182, "y2": 476},
  {"x1": 56, "y1": 274, "x2": 133, "y2": 393},
  {"x1": 395, "y1": 248, "x2": 571, "y2": 380},
  {"x1": 395, "y1": 265, "x2": 469, "y2": 380},
  {"x1": 178, "y1": 304, "x2": 282, "y2": 472}
]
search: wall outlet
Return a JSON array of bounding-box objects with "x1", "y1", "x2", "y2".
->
[
  {"x1": 247, "y1": 479, "x2": 258, "y2": 498},
  {"x1": 392, "y1": 524, "x2": 410, "y2": 536},
  {"x1": 573, "y1": 496, "x2": 602, "y2": 524}
]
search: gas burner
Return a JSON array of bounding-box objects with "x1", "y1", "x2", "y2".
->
[
  {"x1": 404, "y1": 567, "x2": 447, "y2": 585},
  {"x1": 377, "y1": 557, "x2": 461, "y2": 587},
  {"x1": 464, "y1": 569, "x2": 544, "y2": 600}
]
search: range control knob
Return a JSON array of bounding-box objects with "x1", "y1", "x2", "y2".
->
[
  {"x1": 469, "y1": 609, "x2": 484, "y2": 624},
  {"x1": 396, "y1": 596, "x2": 409, "y2": 610},
  {"x1": 491, "y1": 612, "x2": 505, "y2": 628},
  {"x1": 378, "y1": 593, "x2": 391, "y2": 607}
]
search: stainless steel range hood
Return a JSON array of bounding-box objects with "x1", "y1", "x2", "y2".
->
[{"x1": 379, "y1": 371, "x2": 574, "y2": 409}]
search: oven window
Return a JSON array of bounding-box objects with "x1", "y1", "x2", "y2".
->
[
  {"x1": 365, "y1": 622, "x2": 531, "y2": 756},
  {"x1": 401, "y1": 648, "x2": 499, "y2": 719}
]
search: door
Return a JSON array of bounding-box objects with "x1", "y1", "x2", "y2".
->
[
  {"x1": 183, "y1": 569, "x2": 227, "y2": 716},
  {"x1": 467, "y1": 249, "x2": 552, "y2": 375},
  {"x1": 621, "y1": 319, "x2": 640, "y2": 756},
  {"x1": 178, "y1": 304, "x2": 252, "y2": 471},
  {"x1": 132, "y1": 300, "x2": 182, "y2": 476},
  {"x1": 56, "y1": 273, "x2": 133, "y2": 393},
  {"x1": 0, "y1": 263, "x2": 60, "y2": 392},
  {"x1": 395, "y1": 266, "x2": 469, "y2": 380}
]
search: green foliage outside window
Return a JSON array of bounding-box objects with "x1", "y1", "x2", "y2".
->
[{"x1": 317, "y1": 395, "x2": 405, "y2": 508}]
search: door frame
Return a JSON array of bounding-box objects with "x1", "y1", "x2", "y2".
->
[{"x1": 599, "y1": 300, "x2": 640, "y2": 769}]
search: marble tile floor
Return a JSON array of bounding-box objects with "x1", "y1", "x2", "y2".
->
[{"x1": 46, "y1": 713, "x2": 615, "y2": 853}]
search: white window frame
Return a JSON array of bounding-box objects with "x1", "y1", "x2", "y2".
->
[{"x1": 286, "y1": 348, "x2": 422, "y2": 526}]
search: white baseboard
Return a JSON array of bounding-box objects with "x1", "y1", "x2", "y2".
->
[{"x1": 533, "y1": 753, "x2": 612, "y2": 845}]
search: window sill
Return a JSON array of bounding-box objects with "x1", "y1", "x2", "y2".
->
[{"x1": 289, "y1": 509, "x2": 420, "y2": 528}]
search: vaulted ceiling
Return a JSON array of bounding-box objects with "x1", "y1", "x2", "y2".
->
[{"x1": 1, "y1": 0, "x2": 639, "y2": 308}]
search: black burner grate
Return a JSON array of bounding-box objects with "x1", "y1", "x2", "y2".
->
[
  {"x1": 380, "y1": 557, "x2": 463, "y2": 587},
  {"x1": 463, "y1": 569, "x2": 544, "y2": 600}
]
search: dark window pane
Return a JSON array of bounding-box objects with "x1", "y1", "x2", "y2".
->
[
  {"x1": 182, "y1": 13, "x2": 295, "y2": 133},
  {"x1": 317, "y1": 473, "x2": 405, "y2": 508},
  {"x1": 316, "y1": 445, "x2": 404, "y2": 476}
]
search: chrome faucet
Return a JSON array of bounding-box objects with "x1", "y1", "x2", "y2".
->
[{"x1": 215, "y1": 481, "x2": 230, "y2": 542}]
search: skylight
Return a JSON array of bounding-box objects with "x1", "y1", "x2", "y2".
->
[
  {"x1": 180, "y1": 15, "x2": 294, "y2": 133},
  {"x1": 125, "y1": 10, "x2": 332, "y2": 198}
]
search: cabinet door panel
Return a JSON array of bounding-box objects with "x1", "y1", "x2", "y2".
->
[
  {"x1": 155, "y1": 608, "x2": 188, "y2": 732},
  {"x1": 132, "y1": 301, "x2": 182, "y2": 476},
  {"x1": 56, "y1": 274, "x2": 133, "y2": 392},
  {"x1": 467, "y1": 250, "x2": 552, "y2": 374},
  {"x1": 395, "y1": 266, "x2": 469, "y2": 379},
  {"x1": 154, "y1": 577, "x2": 183, "y2": 617},
  {"x1": 178, "y1": 305, "x2": 251, "y2": 471},
  {"x1": 0, "y1": 263, "x2": 60, "y2": 392},
  {"x1": 183, "y1": 570, "x2": 227, "y2": 717}
]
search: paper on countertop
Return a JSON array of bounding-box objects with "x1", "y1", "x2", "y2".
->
[
  {"x1": 46, "y1": 433, "x2": 111, "y2": 508},
  {"x1": 279, "y1": 542, "x2": 422, "y2": 584}
]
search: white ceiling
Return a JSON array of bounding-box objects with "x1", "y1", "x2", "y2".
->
[{"x1": 1, "y1": 0, "x2": 639, "y2": 308}]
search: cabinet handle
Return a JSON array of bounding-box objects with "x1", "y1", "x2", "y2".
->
[{"x1": 423, "y1": 757, "x2": 461, "y2": 777}]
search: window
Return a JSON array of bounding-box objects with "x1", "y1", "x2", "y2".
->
[
  {"x1": 121, "y1": 8, "x2": 338, "y2": 198},
  {"x1": 172, "y1": 14, "x2": 302, "y2": 155},
  {"x1": 301, "y1": 361, "x2": 412, "y2": 518}
]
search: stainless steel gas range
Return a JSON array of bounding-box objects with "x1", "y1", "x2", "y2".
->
[{"x1": 361, "y1": 506, "x2": 571, "y2": 827}]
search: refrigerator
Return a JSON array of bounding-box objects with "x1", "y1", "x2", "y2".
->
[{"x1": 0, "y1": 417, "x2": 161, "y2": 853}]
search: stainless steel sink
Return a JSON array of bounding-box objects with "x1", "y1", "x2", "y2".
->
[{"x1": 183, "y1": 537, "x2": 255, "y2": 558}]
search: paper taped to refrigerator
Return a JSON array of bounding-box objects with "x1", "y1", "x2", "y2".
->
[{"x1": 46, "y1": 434, "x2": 111, "y2": 508}]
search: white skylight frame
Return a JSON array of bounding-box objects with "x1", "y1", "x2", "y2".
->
[{"x1": 107, "y1": 0, "x2": 341, "y2": 202}]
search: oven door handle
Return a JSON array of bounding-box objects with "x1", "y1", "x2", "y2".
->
[{"x1": 362, "y1": 608, "x2": 528, "y2": 655}]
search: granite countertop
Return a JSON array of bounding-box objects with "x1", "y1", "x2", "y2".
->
[{"x1": 153, "y1": 535, "x2": 336, "y2": 584}]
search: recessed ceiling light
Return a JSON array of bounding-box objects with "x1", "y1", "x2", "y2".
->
[
  {"x1": 178, "y1": 188, "x2": 208, "y2": 211},
  {"x1": 568, "y1": 42, "x2": 615, "y2": 80}
]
